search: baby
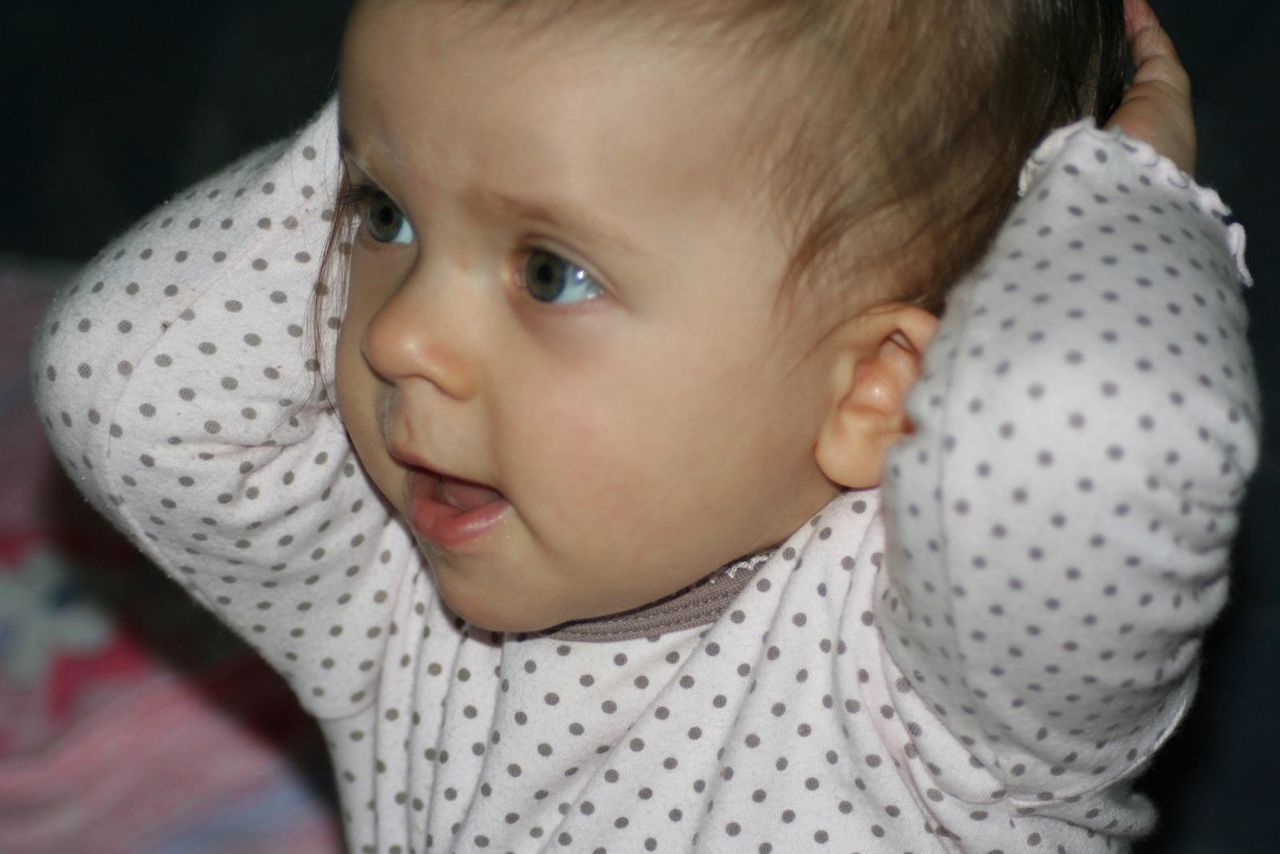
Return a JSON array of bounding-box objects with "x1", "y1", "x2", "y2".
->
[{"x1": 34, "y1": 0, "x2": 1256, "y2": 851}]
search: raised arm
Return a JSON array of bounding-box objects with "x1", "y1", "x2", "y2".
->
[
  {"x1": 875, "y1": 112, "x2": 1257, "y2": 822},
  {"x1": 30, "y1": 98, "x2": 422, "y2": 720}
]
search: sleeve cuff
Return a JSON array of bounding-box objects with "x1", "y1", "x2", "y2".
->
[{"x1": 1018, "y1": 119, "x2": 1252, "y2": 288}]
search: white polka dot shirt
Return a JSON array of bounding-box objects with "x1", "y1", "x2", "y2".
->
[{"x1": 32, "y1": 100, "x2": 1258, "y2": 852}]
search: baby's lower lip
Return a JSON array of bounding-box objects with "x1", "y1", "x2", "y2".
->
[{"x1": 408, "y1": 470, "x2": 508, "y2": 549}]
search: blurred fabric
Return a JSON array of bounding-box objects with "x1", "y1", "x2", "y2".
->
[
  {"x1": 2, "y1": 3, "x2": 350, "y2": 851},
  {"x1": 1, "y1": 1, "x2": 1275, "y2": 851},
  {"x1": 0, "y1": 261, "x2": 344, "y2": 851}
]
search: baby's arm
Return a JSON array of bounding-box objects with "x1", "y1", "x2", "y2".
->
[
  {"x1": 876, "y1": 119, "x2": 1257, "y2": 819},
  {"x1": 30, "y1": 98, "x2": 418, "y2": 719}
]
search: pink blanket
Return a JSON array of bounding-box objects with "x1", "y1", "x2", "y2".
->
[{"x1": 0, "y1": 261, "x2": 342, "y2": 852}]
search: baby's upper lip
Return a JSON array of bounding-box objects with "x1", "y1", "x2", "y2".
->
[
  {"x1": 388, "y1": 443, "x2": 446, "y2": 476},
  {"x1": 388, "y1": 444, "x2": 494, "y2": 491}
]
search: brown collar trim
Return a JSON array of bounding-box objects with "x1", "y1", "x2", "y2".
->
[{"x1": 544, "y1": 553, "x2": 771, "y2": 643}]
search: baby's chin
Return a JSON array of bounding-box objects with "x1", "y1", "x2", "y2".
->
[
  {"x1": 425, "y1": 554, "x2": 691, "y2": 636},
  {"x1": 420, "y1": 553, "x2": 600, "y2": 635}
]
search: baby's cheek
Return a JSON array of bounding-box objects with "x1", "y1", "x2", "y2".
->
[
  {"x1": 334, "y1": 354, "x2": 369, "y2": 449},
  {"x1": 333, "y1": 318, "x2": 363, "y2": 411},
  {"x1": 333, "y1": 335, "x2": 398, "y2": 505},
  {"x1": 516, "y1": 415, "x2": 635, "y2": 530},
  {"x1": 341, "y1": 413, "x2": 397, "y2": 507}
]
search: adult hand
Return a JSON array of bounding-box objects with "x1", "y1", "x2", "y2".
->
[{"x1": 1104, "y1": 0, "x2": 1197, "y2": 177}]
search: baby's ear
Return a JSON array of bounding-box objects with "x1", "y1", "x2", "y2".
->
[{"x1": 814, "y1": 304, "x2": 937, "y2": 489}]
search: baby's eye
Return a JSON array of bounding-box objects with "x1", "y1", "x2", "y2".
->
[
  {"x1": 363, "y1": 192, "x2": 415, "y2": 246},
  {"x1": 522, "y1": 249, "x2": 604, "y2": 305}
]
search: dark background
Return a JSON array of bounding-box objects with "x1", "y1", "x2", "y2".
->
[{"x1": 2, "y1": 2, "x2": 1276, "y2": 851}]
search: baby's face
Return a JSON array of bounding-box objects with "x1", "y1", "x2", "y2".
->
[{"x1": 336, "y1": 1, "x2": 845, "y2": 631}]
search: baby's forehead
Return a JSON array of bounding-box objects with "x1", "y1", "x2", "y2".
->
[
  {"x1": 343, "y1": 0, "x2": 975, "y2": 309},
  {"x1": 343, "y1": 3, "x2": 796, "y2": 231}
]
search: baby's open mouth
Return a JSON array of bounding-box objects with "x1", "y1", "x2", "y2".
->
[
  {"x1": 408, "y1": 468, "x2": 510, "y2": 549},
  {"x1": 434, "y1": 472, "x2": 505, "y2": 512}
]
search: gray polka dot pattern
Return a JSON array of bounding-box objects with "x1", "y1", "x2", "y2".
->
[
  {"x1": 881, "y1": 123, "x2": 1256, "y2": 842},
  {"x1": 32, "y1": 101, "x2": 1257, "y2": 854}
]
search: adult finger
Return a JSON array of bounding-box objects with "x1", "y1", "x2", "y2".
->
[
  {"x1": 1107, "y1": 0, "x2": 1197, "y2": 174},
  {"x1": 1125, "y1": 0, "x2": 1190, "y2": 102}
]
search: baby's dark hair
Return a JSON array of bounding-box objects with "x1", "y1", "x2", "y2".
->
[
  {"x1": 756, "y1": 0, "x2": 1128, "y2": 312},
  {"x1": 315, "y1": 0, "x2": 1127, "y2": 351}
]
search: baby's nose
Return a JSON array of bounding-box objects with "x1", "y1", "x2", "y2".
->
[{"x1": 360, "y1": 277, "x2": 480, "y2": 401}]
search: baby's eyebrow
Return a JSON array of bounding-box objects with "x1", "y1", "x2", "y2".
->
[
  {"x1": 476, "y1": 189, "x2": 643, "y2": 259},
  {"x1": 337, "y1": 123, "x2": 372, "y2": 175},
  {"x1": 339, "y1": 120, "x2": 642, "y2": 259},
  {"x1": 336, "y1": 127, "x2": 367, "y2": 185}
]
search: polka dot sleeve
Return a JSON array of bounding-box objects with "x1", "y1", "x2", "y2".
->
[
  {"x1": 30, "y1": 97, "x2": 418, "y2": 720},
  {"x1": 877, "y1": 121, "x2": 1258, "y2": 813}
]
